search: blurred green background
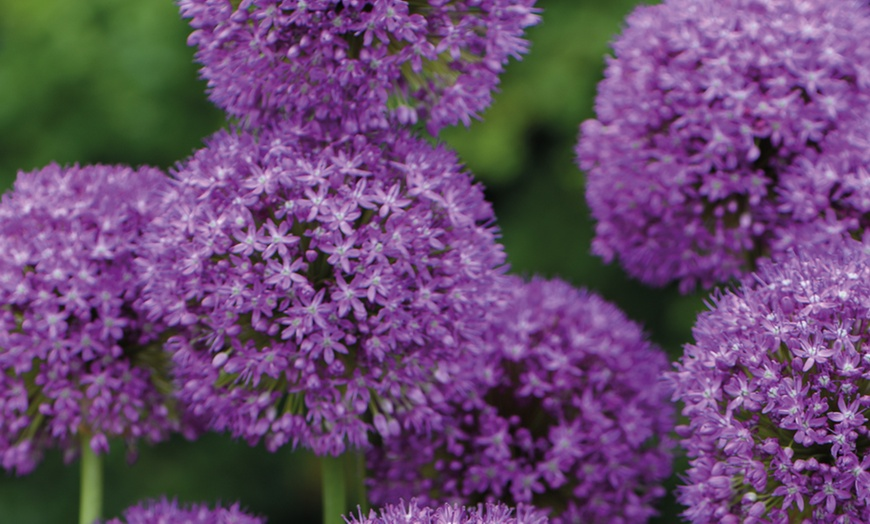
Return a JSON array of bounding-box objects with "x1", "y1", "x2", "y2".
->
[{"x1": 0, "y1": 0, "x2": 705, "y2": 522}]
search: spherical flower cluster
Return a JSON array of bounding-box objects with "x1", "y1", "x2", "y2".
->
[
  {"x1": 772, "y1": 117, "x2": 870, "y2": 252},
  {"x1": 671, "y1": 237, "x2": 870, "y2": 522},
  {"x1": 138, "y1": 120, "x2": 508, "y2": 456},
  {"x1": 0, "y1": 164, "x2": 181, "y2": 475},
  {"x1": 577, "y1": 0, "x2": 870, "y2": 292},
  {"x1": 180, "y1": 0, "x2": 539, "y2": 133},
  {"x1": 345, "y1": 499, "x2": 548, "y2": 524},
  {"x1": 104, "y1": 497, "x2": 264, "y2": 524},
  {"x1": 367, "y1": 277, "x2": 673, "y2": 524}
]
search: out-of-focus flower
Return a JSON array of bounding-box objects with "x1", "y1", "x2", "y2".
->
[
  {"x1": 103, "y1": 497, "x2": 264, "y2": 523},
  {"x1": 0, "y1": 164, "x2": 183, "y2": 475},
  {"x1": 367, "y1": 277, "x2": 673, "y2": 524},
  {"x1": 578, "y1": 0, "x2": 870, "y2": 292},
  {"x1": 138, "y1": 120, "x2": 509, "y2": 456},
  {"x1": 671, "y1": 237, "x2": 870, "y2": 522},
  {"x1": 345, "y1": 499, "x2": 548, "y2": 524},
  {"x1": 180, "y1": 0, "x2": 539, "y2": 133}
]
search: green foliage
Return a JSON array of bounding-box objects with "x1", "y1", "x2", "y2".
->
[
  {"x1": 0, "y1": 0, "x2": 223, "y2": 190},
  {"x1": 440, "y1": 0, "x2": 658, "y2": 185}
]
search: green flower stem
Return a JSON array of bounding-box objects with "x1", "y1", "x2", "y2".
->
[
  {"x1": 352, "y1": 450, "x2": 369, "y2": 515},
  {"x1": 322, "y1": 454, "x2": 347, "y2": 524},
  {"x1": 79, "y1": 438, "x2": 103, "y2": 524}
]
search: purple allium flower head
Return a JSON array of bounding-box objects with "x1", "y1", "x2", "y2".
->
[
  {"x1": 577, "y1": 0, "x2": 870, "y2": 292},
  {"x1": 138, "y1": 120, "x2": 509, "y2": 456},
  {"x1": 671, "y1": 237, "x2": 870, "y2": 522},
  {"x1": 0, "y1": 163, "x2": 183, "y2": 475},
  {"x1": 179, "y1": 0, "x2": 539, "y2": 133},
  {"x1": 772, "y1": 117, "x2": 870, "y2": 251},
  {"x1": 367, "y1": 277, "x2": 674, "y2": 524},
  {"x1": 345, "y1": 499, "x2": 549, "y2": 524},
  {"x1": 103, "y1": 497, "x2": 264, "y2": 524}
]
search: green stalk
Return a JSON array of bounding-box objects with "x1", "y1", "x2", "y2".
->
[
  {"x1": 79, "y1": 438, "x2": 103, "y2": 524},
  {"x1": 352, "y1": 450, "x2": 369, "y2": 514},
  {"x1": 322, "y1": 454, "x2": 347, "y2": 524}
]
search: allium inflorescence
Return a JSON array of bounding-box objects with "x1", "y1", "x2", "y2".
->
[
  {"x1": 104, "y1": 497, "x2": 264, "y2": 523},
  {"x1": 577, "y1": 0, "x2": 870, "y2": 292},
  {"x1": 345, "y1": 499, "x2": 549, "y2": 524},
  {"x1": 180, "y1": 0, "x2": 539, "y2": 133},
  {"x1": 0, "y1": 164, "x2": 182, "y2": 475},
  {"x1": 367, "y1": 277, "x2": 673, "y2": 524},
  {"x1": 138, "y1": 120, "x2": 508, "y2": 456},
  {"x1": 672, "y1": 237, "x2": 870, "y2": 522}
]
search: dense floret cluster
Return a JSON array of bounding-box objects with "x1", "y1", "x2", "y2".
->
[
  {"x1": 773, "y1": 118, "x2": 870, "y2": 251},
  {"x1": 367, "y1": 277, "x2": 673, "y2": 524},
  {"x1": 138, "y1": 120, "x2": 508, "y2": 456},
  {"x1": 0, "y1": 164, "x2": 181, "y2": 475},
  {"x1": 104, "y1": 497, "x2": 264, "y2": 524},
  {"x1": 345, "y1": 499, "x2": 548, "y2": 524},
  {"x1": 180, "y1": 0, "x2": 539, "y2": 133},
  {"x1": 578, "y1": 0, "x2": 870, "y2": 292},
  {"x1": 671, "y1": 237, "x2": 870, "y2": 522}
]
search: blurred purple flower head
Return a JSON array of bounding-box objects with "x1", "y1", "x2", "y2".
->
[
  {"x1": 0, "y1": 164, "x2": 183, "y2": 475},
  {"x1": 671, "y1": 237, "x2": 870, "y2": 522},
  {"x1": 179, "y1": 0, "x2": 539, "y2": 133},
  {"x1": 578, "y1": 0, "x2": 870, "y2": 292},
  {"x1": 104, "y1": 497, "x2": 264, "y2": 523},
  {"x1": 367, "y1": 277, "x2": 673, "y2": 524},
  {"x1": 345, "y1": 499, "x2": 548, "y2": 524},
  {"x1": 138, "y1": 120, "x2": 509, "y2": 456}
]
